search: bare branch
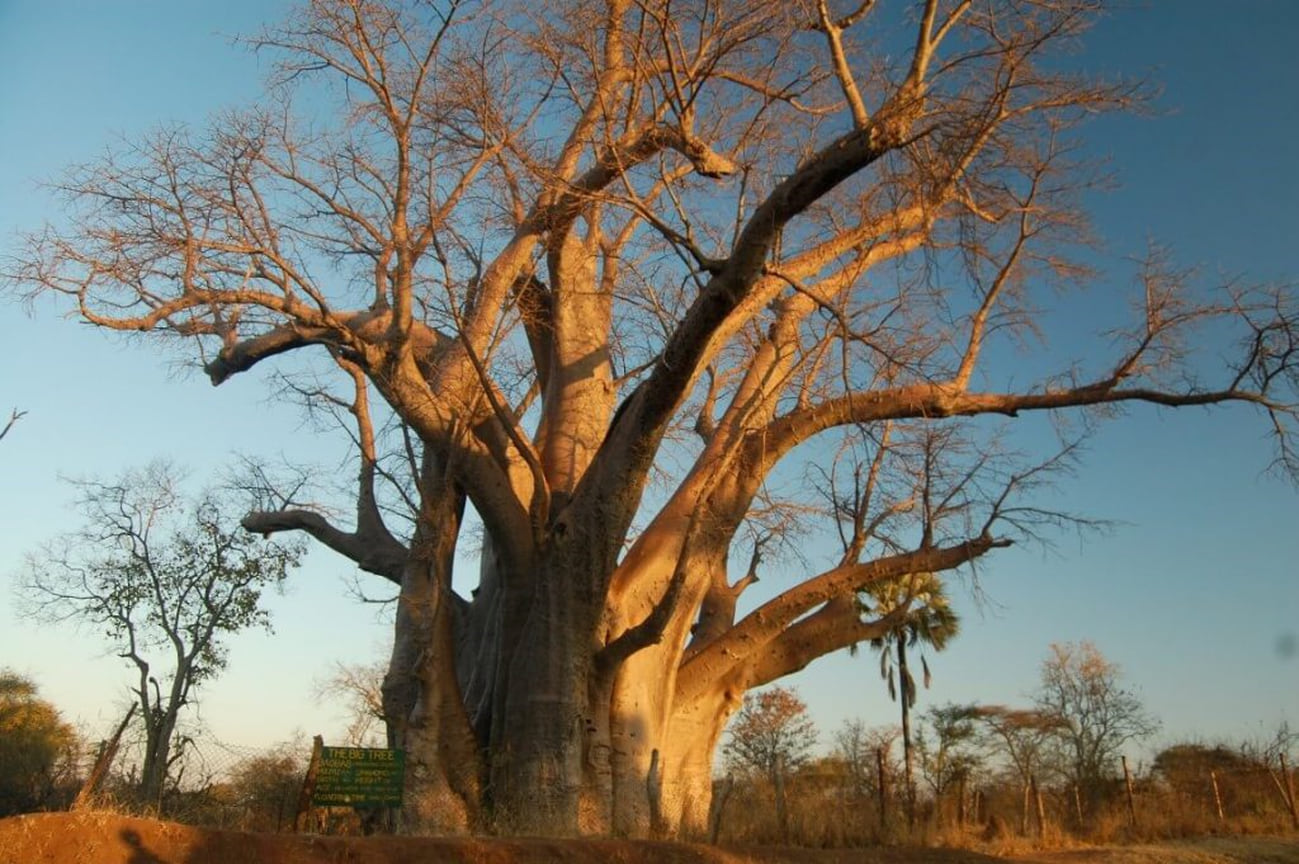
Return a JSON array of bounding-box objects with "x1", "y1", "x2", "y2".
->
[{"x1": 0, "y1": 408, "x2": 25, "y2": 442}]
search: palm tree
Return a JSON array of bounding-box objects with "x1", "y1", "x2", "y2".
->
[{"x1": 862, "y1": 572, "x2": 959, "y2": 827}]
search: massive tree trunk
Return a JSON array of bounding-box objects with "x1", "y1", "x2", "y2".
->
[
  {"x1": 659, "y1": 685, "x2": 744, "y2": 836},
  {"x1": 492, "y1": 568, "x2": 592, "y2": 834},
  {"x1": 491, "y1": 505, "x2": 619, "y2": 835},
  {"x1": 381, "y1": 455, "x2": 481, "y2": 834},
  {"x1": 22, "y1": 0, "x2": 1289, "y2": 842}
]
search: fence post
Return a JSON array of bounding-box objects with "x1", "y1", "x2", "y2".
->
[
  {"x1": 1072, "y1": 783, "x2": 1083, "y2": 827},
  {"x1": 1122, "y1": 755, "x2": 1137, "y2": 828},
  {"x1": 294, "y1": 735, "x2": 323, "y2": 833},
  {"x1": 1209, "y1": 770, "x2": 1224, "y2": 823},
  {"x1": 74, "y1": 703, "x2": 137, "y2": 811},
  {"x1": 876, "y1": 746, "x2": 888, "y2": 832},
  {"x1": 774, "y1": 753, "x2": 789, "y2": 842},
  {"x1": 1031, "y1": 774, "x2": 1047, "y2": 838},
  {"x1": 1283, "y1": 753, "x2": 1299, "y2": 830},
  {"x1": 709, "y1": 773, "x2": 734, "y2": 844}
]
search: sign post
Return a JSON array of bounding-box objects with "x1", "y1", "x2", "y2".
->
[
  {"x1": 295, "y1": 739, "x2": 405, "y2": 832},
  {"x1": 312, "y1": 745, "x2": 406, "y2": 808}
]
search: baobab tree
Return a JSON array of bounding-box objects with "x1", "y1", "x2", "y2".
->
[{"x1": 6, "y1": 0, "x2": 1297, "y2": 838}]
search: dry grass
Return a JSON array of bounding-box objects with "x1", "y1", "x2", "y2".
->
[
  {"x1": 1, "y1": 811, "x2": 1295, "y2": 864},
  {"x1": 704, "y1": 772, "x2": 1297, "y2": 862}
]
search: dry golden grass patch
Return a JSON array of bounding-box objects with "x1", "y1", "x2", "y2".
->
[{"x1": 1, "y1": 811, "x2": 1294, "y2": 864}]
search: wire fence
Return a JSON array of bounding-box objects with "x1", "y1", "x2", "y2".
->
[
  {"x1": 709, "y1": 755, "x2": 1299, "y2": 847},
  {"x1": 75, "y1": 732, "x2": 315, "y2": 833},
  {"x1": 61, "y1": 725, "x2": 1299, "y2": 845}
]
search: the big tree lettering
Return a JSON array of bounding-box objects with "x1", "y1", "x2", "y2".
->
[{"x1": 8, "y1": 0, "x2": 1296, "y2": 838}]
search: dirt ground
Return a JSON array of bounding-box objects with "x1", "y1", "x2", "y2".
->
[{"x1": 1, "y1": 812, "x2": 1295, "y2": 864}]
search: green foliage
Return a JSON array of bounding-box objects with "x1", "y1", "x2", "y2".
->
[
  {"x1": 23, "y1": 464, "x2": 303, "y2": 686},
  {"x1": 19, "y1": 462, "x2": 306, "y2": 804},
  {"x1": 227, "y1": 747, "x2": 305, "y2": 832},
  {"x1": 1153, "y1": 743, "x2": 1251, "y2": 788},
  {"x1": 915, "y1": 703, "x2": 982, "y2": 799},
  {"x1": 865, "y1": 573, "x2": 959, "y2": 708},
  {"x1": 0, "y1": 670, "x2": 80, "y2": 815}
]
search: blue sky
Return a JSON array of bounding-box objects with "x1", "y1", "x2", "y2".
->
[{"x1": 1, "y1": 1, "x2": 1296, "y2": 763}]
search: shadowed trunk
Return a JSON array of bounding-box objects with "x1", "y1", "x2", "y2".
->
[
  {"x1": 381, "y1": 455, "x2": 481, "y2": 834},
  {"x1": 492, "y1": 516, "x2": 613, "y2": 835}
]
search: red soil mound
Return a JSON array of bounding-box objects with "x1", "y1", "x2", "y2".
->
[
  {"x1": 0, "y1": 811, "x2": 1002, "y2": 864},
  {"x1": 5, "y1": 811, "x2": 1294, "y2": 864}
]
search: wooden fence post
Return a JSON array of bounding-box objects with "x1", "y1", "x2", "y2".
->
[
  {"x1": 1209, "y1": 770, "x2": 1224, "y2": 823},
  {"x1": 73, "y1": 703, "x2": 137, "y2": 811},
  {"x1": 876, "y1": 746, "x2": 888, "y2": 832},
  {"x1": 709, "y1": 773, "x2": 734, "y2": 844},
  {"x1": 1283, "y1": 754, "x2": 1299, "y2": 830},
  {"x1": 1122, "y1": 756, "x2": 1137, "y2": 828},
  {"x1": 294, "y1": 735, "x2": 323, "y2": 833},
  {"x1": 1031, "y1": 774, "x2": 1047, "y2": 838}
]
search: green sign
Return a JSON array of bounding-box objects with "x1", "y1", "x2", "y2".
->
[{"x1": 312, "y1": 746, "x2": 405, "y2": 807}]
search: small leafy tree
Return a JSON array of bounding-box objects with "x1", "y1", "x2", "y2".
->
[
  {"x1": 724, "y1": 686, "x2": 818, "y2": 782},
  {"x1": 19, "y1": 463, "x2": 304, "y2": 808},
  {"x1": 228, "y1": 745, "x2": 306, "y2": 832},
  {"x1": 975, "y1": 705, "x2": 1067, "y2": 833},
  {"x1": 915, "y1": 703, "x2": 982, "y2": 819},
  {"x1": 834, "y1": 719, "x2": 899, "y2": 802},
  {"x1": 1153, "y1": 743, "x2": 1247, "y2": 792},
  {"x1": 1034, "y1": 641, "x2": 1159, "y2": 809},
  {"x1": 0, "y1": 670, "x2": 80, "y2": 815}
]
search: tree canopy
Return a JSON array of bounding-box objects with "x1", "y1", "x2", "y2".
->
[
  {"x1": 1035, "y1": 640, "x2": 1159, "y2": 804},
  {"x1": 725, "y1": 686, "x2": 819, "y2": 780},
  {"x1": 19, "y1": 463, "x2": 304, "y2": 806},
  {"x1": 0, "y1": 670, "x2": 79, "y2": 816}
]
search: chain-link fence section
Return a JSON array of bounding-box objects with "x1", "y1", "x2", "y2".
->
[{"x1": 72, "y1": 730, "x2": 312, "y2": 833}]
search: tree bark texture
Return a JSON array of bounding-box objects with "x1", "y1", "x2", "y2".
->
[{"x1": 18, "y1": 0, "x2": 1299, "y2": 841}]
